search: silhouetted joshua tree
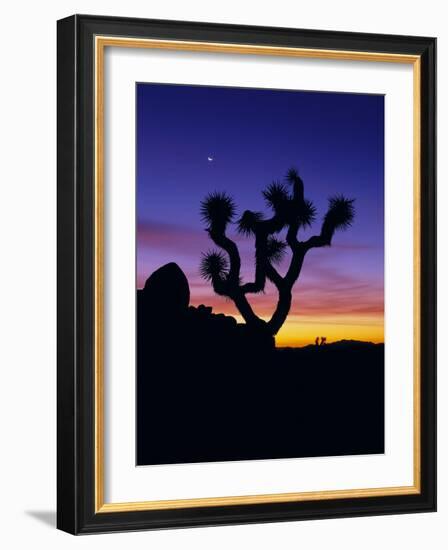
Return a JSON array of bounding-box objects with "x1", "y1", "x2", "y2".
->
[
  {"x1": 315, "y1": 336, "x2": 327, "y2": 346},
  {"x1": 199, "y1": 168, "x2": 355, "y2": 338}
]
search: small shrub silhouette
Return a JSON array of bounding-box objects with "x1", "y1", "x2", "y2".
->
[{"x1": 199, "y1": 168, "x2": 355, "y2": 337}]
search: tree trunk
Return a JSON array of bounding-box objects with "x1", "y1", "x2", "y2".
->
[
  {"x1": 233, "y1": 291, "x2": 265, "y2": 328},
  {"x1": 267, "y1": 288, "x2": 292, "y2": 335}
]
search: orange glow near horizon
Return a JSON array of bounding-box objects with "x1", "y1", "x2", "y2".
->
[
  {"x1": 275, "y1": 316, "x2": 384, "y2": 347},
  {"x1": 223, "y1": 313, "x2": 384, "y2": 347},
  {"x1": 189, "y1": 293, "x2": 384, "y2": 347}
]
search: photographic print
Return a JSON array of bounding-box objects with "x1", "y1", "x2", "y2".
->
[{"x1": 136, "y1": 83, "x2": 385, "y2": 466}]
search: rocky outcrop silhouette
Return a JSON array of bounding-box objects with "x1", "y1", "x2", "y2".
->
[{"x1": 138, "y1": 262, "x2": 275, "y2": 353}]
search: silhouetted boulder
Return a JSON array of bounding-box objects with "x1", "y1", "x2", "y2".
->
[{"x1": 142, "y1": 262, "x2": 190, "y2": 316}]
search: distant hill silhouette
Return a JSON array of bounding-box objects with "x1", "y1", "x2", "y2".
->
[
  {"x1": 280, "y1": 339, "x2": 383, "y2": 351},
  {"x1": 137, "y1": 263, "x2": 384, "y2": 466}
]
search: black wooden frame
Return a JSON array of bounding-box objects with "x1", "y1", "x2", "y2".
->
[{"x1": 57, "y1": 14, "x2": 436, "y2": 534}]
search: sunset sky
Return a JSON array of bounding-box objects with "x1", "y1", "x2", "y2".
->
[{"x1": 136, "y1": 83, "x2": 384, "y2": 347}]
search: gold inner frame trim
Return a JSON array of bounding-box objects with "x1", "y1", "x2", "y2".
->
[{"x1": 94, "y1": 35, "x2": 422, "y2": 513}]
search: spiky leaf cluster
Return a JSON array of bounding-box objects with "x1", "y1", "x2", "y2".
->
[
  {"x1": 320, "y1": 195, "x2": 355, "y2": 244},
  {"x1": 263, "y1": 182, "x2": 290, "y2": 212},
  {"x1": 286, "y1": 167, "x2": 301, "y2": 184},
  {"x1": 325, "y1": 195, "x2": 355, "y2": 230},
  {"x1": 200, "y1": 192, "x2": 236, "y2": 229},
  {"x1": 237, "y1": 210, "x2": 264, "y2": 235},
  {"x1": 265, "y1": 237, "x2": 287, "y2": 264},
  {"x1": 297, "y1": 199, "x2": 317, "y2": 228},
  {"x1": 199, "y1": 250, "x2": 228, "y2": 281}
]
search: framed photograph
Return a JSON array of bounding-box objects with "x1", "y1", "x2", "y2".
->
[{"x1": 57, "y1": 14, "x2": 436, "y2": 534}]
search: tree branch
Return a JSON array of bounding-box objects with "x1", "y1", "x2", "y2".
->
[
  {"x1": 206, "y1": 227, "x2": 265, "y2": 326},
  {"x1": 240, "y1": 215, "x2": 283, "y2": 295},
  {"x1": 303, "y1": 234, "x2": 330, "y2": 250},
  {"x1": 286, "y1": 220, "x2": 299, "y2": 249},
  {"x1": 233, "y1": 290, "x2": 266, "y2": 327},
  {"x1": 302, "y1": 195, "x2": 354, "y2": 251},
  {"x1": 265, "y1": 261, "x2": 284, "y2": 289},
  {"x1": 240, "y1": 230, "x2": 268, "y2": 294},
  {"x1": 208, "y1": 227, "x2": 241, "y2": 287}
]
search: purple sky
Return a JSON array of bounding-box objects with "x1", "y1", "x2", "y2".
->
[{"x1": 136, "y1": 83, "x2": 384, "y2": 345}]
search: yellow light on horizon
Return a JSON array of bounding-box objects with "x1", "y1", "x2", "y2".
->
[
  {"x1": 276, "y1": 323, "x2": 384, "y2": 347},
  {"x1": 228, "y1": 312, "x2": 384, "y2": 348}
]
